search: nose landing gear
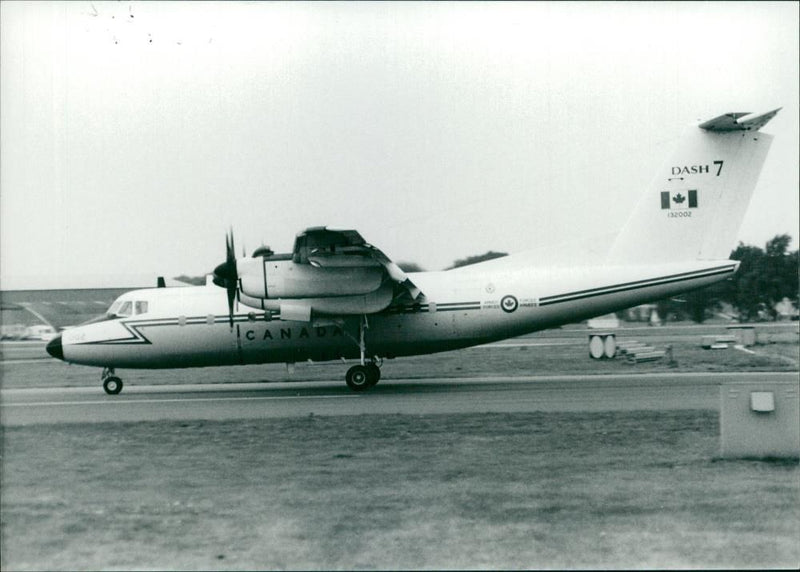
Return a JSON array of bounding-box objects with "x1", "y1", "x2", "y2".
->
[{"x1": 101, "y1": 367, "x2": 123, "y2": 395}]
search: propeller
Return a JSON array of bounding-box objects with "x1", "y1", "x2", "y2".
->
[{"x1": 212, "y1": 230, "x2": 238, "y2": 328}]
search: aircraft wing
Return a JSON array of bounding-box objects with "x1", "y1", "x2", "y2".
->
[{"x1": 293, "y1": 227, "x2": 422, "y2": 299}]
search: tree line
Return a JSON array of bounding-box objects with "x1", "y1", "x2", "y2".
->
[{"x1": 658, "y1": 234, "x2": 798, "y2": 323}]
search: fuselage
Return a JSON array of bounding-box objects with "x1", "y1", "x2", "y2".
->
[{"x1": 52, "y1": 259, "x2": 737, "y2": 369}]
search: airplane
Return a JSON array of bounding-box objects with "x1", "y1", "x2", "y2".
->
[{"x1": 46, "y1": 109, "x2": 781, "y2": 394}]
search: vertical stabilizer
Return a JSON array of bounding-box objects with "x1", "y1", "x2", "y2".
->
[{"x1": 606, "y1": 109, "x2": 779, "y2": 264}]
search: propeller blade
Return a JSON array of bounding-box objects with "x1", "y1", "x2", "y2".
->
[
  {"x1": 228, "y1": 231, "x2": 236, "y2": 265},
  {"x1": 212, "y1": 229, "x2": 239, "y2": 329},
  {"x1": 227, "y1": 284, "x2": 236, "y2": 329}
]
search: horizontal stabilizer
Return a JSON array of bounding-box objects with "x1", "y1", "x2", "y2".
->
[{"x1": 699, "y1": 108, "x2": 781, "y2": 132}]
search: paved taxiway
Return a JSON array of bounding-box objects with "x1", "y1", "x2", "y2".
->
[{"x1": 2, "y1": 372, "x2": 797, "y2": 426}]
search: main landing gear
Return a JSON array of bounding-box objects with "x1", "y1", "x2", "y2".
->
[
  {"x1": 101, "y1": 367, "x2": 123, "y2": 395},
  {"x1": 343, "y1": 315, "x2": 382, "y2": 392},
  {"x1": 345, "y1": 360, "x2": 381, "y2": 392}
]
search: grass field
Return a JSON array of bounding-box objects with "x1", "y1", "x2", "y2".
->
[{"x1": 2, "y1": 411, "x2": 798, "y2": 570}]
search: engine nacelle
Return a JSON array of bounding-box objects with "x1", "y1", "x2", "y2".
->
[
  {"x1": 237, "y1": 280, "x2": 394, "y2": 320},
  {"x1": 238, "y1": 257, "x2": 385, "y2": 299}
]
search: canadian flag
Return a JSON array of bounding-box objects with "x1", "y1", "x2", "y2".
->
[{"x1": 661, "y1": 190, "x2": 698, "y2": 210}]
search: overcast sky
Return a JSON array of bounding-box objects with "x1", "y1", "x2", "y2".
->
[{"x1": 1, "y1": 1, "x2": 798, "y2": 289}]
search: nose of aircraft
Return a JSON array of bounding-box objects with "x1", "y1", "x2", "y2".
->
[{"x1": 46, "y1": 334, "x2": 64, "y2": 360}]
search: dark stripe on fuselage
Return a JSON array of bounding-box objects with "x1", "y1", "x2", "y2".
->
[
  {"x1": 386, "y1": 301, "x2": 482, "y2": 314},
  {"x1": 72, "y1": 313, "x2": 270, "y2": 346},
  {"x1": 538, "y1": 264, "x2": 736, "y2": 306}
]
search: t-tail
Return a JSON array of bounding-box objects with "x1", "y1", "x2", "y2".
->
[{"x1": 606, "y1": 109, "x2": 780, "y2": 265}]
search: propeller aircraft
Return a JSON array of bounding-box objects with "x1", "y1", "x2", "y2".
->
[{"x1": 46, "y1": 109, "x2": 782, "y2": 394}]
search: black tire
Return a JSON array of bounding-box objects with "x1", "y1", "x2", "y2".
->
[
  {"x1": 366, "y1": 363, "x2": 381, "y2": 386},
  {"x1": 345, "y1": 365, "x2": 371, "y2": 392},
  {"x1": 103, "y1": 376, "x2": 123, "y2": 395}
]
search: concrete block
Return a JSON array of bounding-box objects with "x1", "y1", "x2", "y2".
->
[{"x1": 720, "y1": 381, "x2": 800, "y2": 459}]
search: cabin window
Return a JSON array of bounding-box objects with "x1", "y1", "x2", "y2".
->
[{"x1": 135, "y1": 301, "x2": 149, "y2": 315}]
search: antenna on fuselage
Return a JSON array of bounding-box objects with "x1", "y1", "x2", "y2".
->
[{"x1": 157, "y1": 276, "x2": 166, "y2": 288}]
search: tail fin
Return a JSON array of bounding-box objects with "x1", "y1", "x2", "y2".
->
[{"x1": 606, "y1": 109, "x2": 780, "y2": 264}]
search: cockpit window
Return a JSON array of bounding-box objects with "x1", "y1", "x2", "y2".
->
[
  {"x1": 108, "y1": 299, "x2": 148, "y2": 318},
  {"x1": 116, "y1": 301, "x2": 133, "y2": 317}
]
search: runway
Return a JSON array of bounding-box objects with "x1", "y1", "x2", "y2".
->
[{"x1": 2, "y1": 372, "x2": 797, "y2": 426}]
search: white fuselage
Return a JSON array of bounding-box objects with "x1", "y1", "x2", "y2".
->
[{"x1": 58, "y1": 259, "x2": 737, "y2": 369}]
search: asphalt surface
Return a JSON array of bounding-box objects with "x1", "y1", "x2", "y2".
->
[{"x1": 3, "y1": 372, "x2": 797, "y2": 426}]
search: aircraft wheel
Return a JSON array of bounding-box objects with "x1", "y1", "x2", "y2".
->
[
  {"x1": 346, "y1": 365, "x2": 371, "y2": 392},
  {"x1": 366, "y1": 363, "x2": 381, "y2": 386},
  {"x1": 103, "y1": 376, "x2": 123, "y2": 395}
]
